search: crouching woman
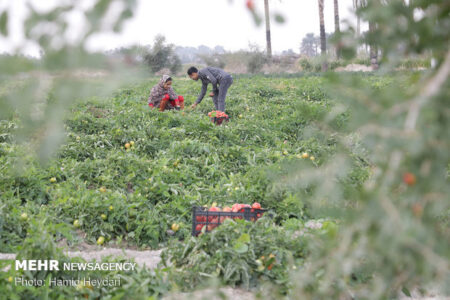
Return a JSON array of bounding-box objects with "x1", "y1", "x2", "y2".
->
[{"x1": 148, "y1": 75, "x2": 184, "y2": 111}]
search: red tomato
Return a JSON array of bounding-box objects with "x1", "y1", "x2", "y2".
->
[
  {"x1": 207, "y1": 217, "x2": 219, "y2": 231},
  {"x1": 246, "y1": 0, "x2": 255, "y2": 10},
  {"x1": 239, "y1": 204, "x2": 251, "y2": 213},
  {"x1": 231, "y1": 203, "x2": 240, "y2": 212},
  {"x1": 195, "y1": 224, "x2": 204, "y2": 232},
  {"x1": 223, "y1": 206, "x2": 232, "y2": 212},
  {"x1": 208, "y1": 207, "x2": 220, "y2": 222},
  {"x1": 196, "y1": 216, "x2": 206, "y2": 223},
  {"x1": 252, "y1": 202, "x2": 262, "y2": 210},
  {"x1": 403, "y1": 172, "x2": 416, "y2": 186},
  {"x1": 222, "y1": 206, "x2": 231, "y2": 220}
]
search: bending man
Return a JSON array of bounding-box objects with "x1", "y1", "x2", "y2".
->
[{"x1": 188, "y1": 66, "x2": 233, "y2": 112}]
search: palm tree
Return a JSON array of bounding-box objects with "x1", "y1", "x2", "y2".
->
[
  {"x1": 368, "y1": 21, "x2": 378, "y2": 69},
  {"x1": 264, "y1": 0, "x2": 272, "y2": 58},
  {"x1": 354, "y1": 0, "x2": 379, "y2": 69},
  {"x1": 334, "y1": 0, "x2": 341, "y2": 59},
  {"x1": 318, "y1": 0, "x2": 327, "y2": 71},
  {"x1": 353, "y1": 0, "x2": 361, "y2": 38}
]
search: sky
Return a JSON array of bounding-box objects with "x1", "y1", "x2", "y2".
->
[{"x1": 0, "y1": 0, "x2": 363, "y2": 56}]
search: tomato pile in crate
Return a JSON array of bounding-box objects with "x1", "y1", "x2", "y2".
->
[
  {"x1": 192, "y1": 203, "x2": 266, "y2": 236},
  {"x1": 208, "y1": 111, "x2": 229, "y2": 125}
]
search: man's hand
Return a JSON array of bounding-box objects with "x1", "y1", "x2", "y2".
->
[
  {"x1": 191, "y1": 103, "x2": 197, "y2": 109},
  {"x1": 209, "y1": 92, "x2": 214, "y2": 97}
]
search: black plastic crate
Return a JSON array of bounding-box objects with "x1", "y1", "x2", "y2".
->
[{"x1": 191, "y1": 206, "x2": 267, "y2": 236}]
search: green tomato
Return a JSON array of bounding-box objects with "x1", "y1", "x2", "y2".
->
[{"x1": 97, "y1": 236, "x2": 105, "y2": 245}]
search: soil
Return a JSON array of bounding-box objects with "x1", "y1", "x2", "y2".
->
[
  {"x1": 335, "y1": 64, "x2": 373, "y2": 72},
  {"x1": 162, "y1": 287, "x2": 255, "y2": 300}
]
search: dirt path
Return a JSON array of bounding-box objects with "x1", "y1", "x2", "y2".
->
[
  {"x1": 335, "y1": 63, "x2": 373, "y2": 72},
  {"x1": 162, "y1": 287, "x2": 255, "y2": 300},
  {"x1": 67, "y1": 248, "x2": 162, "y2": 268},
  {"x1": 0, "y1": 248, "x2": 162, "y2": 269}
]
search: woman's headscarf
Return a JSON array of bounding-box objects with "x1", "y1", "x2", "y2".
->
[{"x1": 159, "y1": 75, "x2": 172, "y2": 87}]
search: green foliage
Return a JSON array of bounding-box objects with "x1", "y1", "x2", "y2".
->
[
  {"x1": 246, "y1": 45, "x2": 267, "y2": 73},
  {"x1": 285, "y1": 0, "x2": 450, "y2": 297},
  {"x1": 1, "y1": 0, "x2": 449, "y2": 299},
  {"x1": 396, "y1": 57, "x2": 431, "y2": 69},
  {"x1": 298, "y1": 57, "x2": 322, "y2": 72},
  {"x1": 162, "y1": 217, "x2": 307, "y2": 294},
  {"x1": 0, "y1": 55, "x2": 40, "y2": 75}
]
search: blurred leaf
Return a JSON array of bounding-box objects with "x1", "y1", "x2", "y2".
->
[
  {"x1": 0, "y1": 11, "x2": 8, "y2": 36},
  {"x1": 236, "y1": 233, "x2": 250, "y2": 243},
  {"x1": 273, "y1": 13, "x2": 285, "y2": 23},
  {"x1": 233, "y1": 242, "x2": 249, "y2": 253},
  {"x1": 402, "y1": 287, "x2": 412, "y2": 297}
]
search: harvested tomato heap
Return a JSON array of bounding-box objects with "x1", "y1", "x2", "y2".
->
[
  {"x1": 208, "y1": 111, "x2": 230, "y2": 125},
  {"x1": 193, "y1": 202, "x2": 265, "y2": 236},
  {"x1": 208, "y1": 110, "x2": 229, "y2": 118}
]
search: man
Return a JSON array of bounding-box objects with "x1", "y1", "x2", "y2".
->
[{"x1": 187, "y1": 66, "x2": 233, "y2": 112}]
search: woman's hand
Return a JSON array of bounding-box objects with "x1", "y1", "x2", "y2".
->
[
  {"x1": 209, "y1": 92, "x2": 214, "y2": 97},
  {"x1": 191, "y1": 103, "x2": 197, "y2": 109}
]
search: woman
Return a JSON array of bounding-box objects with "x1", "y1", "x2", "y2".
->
[{"x1": 148, "y1": 75, "x2": 184, "y2": 111}]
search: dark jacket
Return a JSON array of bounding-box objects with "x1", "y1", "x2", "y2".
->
[{"x1": 195, "y1": 67, "x2": 231, "y2": 104}]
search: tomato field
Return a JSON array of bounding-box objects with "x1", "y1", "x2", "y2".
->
[
  {"x1": 0, "y1": 72, "x2": 448, "y2": 299},
  {"x1": 1, "y1": 75, "x2": 358, "y2": 245}
]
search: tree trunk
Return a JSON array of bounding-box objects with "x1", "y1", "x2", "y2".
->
[
  {"x1": 353, "y1": 0, "x2": 361, "y2": 56},
  {"x1": 357, "y1": 16, "x2": 360, "y2": 38},
  {"x1": 356, "y1": 15, "x2": 360, "y2": 55},
  {"x1": 264, "y1": 0, "x2": 272, "y2": 59},
  {"x1": 318, "y1": 0, "x2": 327, "y2": 71},
  {"x1": 369, "y1": 21, "x2": 378, "y2": 70},
  {"x1": 334, "y1": 0, "x2": 341, "y2": 59}
]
